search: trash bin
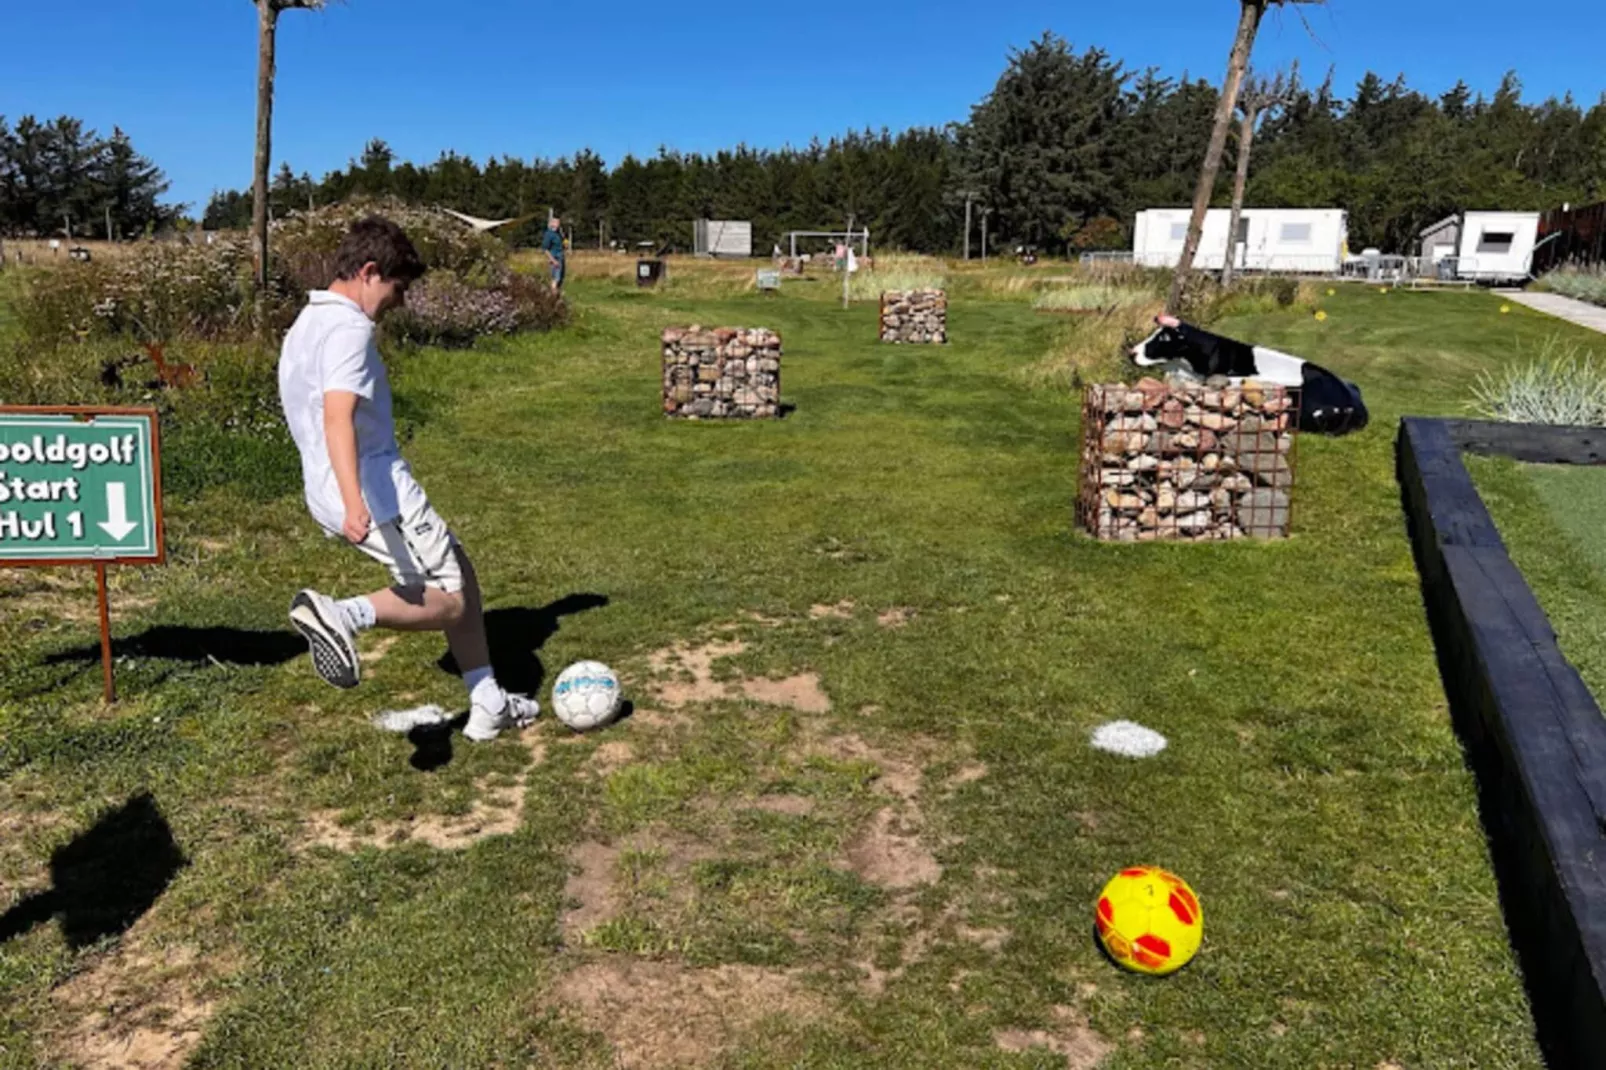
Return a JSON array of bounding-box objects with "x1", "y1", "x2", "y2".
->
[{"x1": 637, "y1": 259, "x2": 665, "y2": 288}]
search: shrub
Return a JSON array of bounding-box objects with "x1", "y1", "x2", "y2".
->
[
  {"x1": 1470, "y1": 336, "x2": 1606, "y2": 426},
  {"x1": 1540, "y1": 265, "x2": 1606, "y2": 308},
  {"x1": 16, "y1": 238, "x2": 262, "y2": 344},
  {"x1": 14, "y1": 199, "x2": 528, "y2": 349},
  {"x1": 271, "y1": 198, "x2": 508, "y2": 297},
  {"x1": 389, "y1": 268, "x2": 568, "y2": 347}
]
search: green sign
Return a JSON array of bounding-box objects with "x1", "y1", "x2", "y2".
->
[{"x1": 0, "y1": 408, "x2": 164, "y2": 564}]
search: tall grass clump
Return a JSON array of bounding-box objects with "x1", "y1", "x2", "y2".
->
[
  {"x1": 1541, "y1": 265, "x2": 1606, "y2": 308},
  {"x1": 847, "y1": 254, "x2": 947, "y2": 301},
  {"x1": 1471, "y1": 335, "x2": 1606, "y2": 426},
  {"x1": 1032, "y1": 285, "x2": 1149, "y2": 312},
  {"x1": 1020, "y1": 296, "x2": 1165, "y2": 391}
]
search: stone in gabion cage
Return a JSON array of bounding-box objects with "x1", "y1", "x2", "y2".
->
[
  {"x1": 879, "y1": 289, "x2": 947, "y2": 344},
  {"x1": 662, "y1": 326, "x2": 781, "y2": 419},
  {"x1": 1076, "y1": 378, "x2": 1300, "y2": 541}
]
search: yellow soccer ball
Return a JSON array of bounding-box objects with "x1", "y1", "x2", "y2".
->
[
  {"x1": 1095, "y1": 866, "x2": 1203, "y2": 976},
  {"x1": 1314, "y1": 310, "x2": 1328, "y2": 322}
]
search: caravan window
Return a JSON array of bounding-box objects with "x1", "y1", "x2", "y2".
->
[
  {"x1": 1476, "y1": 231, "x2": 1515, "y2": 254},
  {"x1": 1278, "y1": 223, "x2": 1313, "y2": 244},
  {"x1": 1169, "y1": 222, "x2": 1188, "y2": 242}
]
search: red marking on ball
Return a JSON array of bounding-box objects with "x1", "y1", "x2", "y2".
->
[
  {"x1": 1169, "y1": 890, "x2": 1197, "y2": 926},
  {"x1": 1134, "y1": 934, "x2": 1171, "y2": 968}
]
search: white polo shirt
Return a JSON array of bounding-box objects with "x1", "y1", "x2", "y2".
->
[{"x1": 277, "y1": 291, "x2": 427, "y2": 533}]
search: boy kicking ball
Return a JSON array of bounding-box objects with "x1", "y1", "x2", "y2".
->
[{"x1": 279, "y1": 216, "x2": 538, "y2": 741}]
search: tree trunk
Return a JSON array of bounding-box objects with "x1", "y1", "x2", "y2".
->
[
  {"x1": 252, "y1": 1, "x2": 278, "y2": 301},
  {"x1": 1166, "y1": 0, "x2": 1265, "y2": 314},
  {"x1": 1221, "y1": 106, "x2": 1258, "y2": 287}
]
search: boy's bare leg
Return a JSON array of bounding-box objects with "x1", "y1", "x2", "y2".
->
[
  {"x1": 443, "y1": 544, "x2": 490, "y2": 674},
  {"x1": 367, "y1": 585, "x2": 464, "y2": 631},
  {"x1": 364, "y1": 548, "x2": 489, "y2": 668}
]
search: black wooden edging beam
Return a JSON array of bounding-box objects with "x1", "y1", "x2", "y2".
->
[{"x1": 1397, "y1": 417, "x2": 1606, "y2": 1068}]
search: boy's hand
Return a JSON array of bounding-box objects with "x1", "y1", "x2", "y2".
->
[{"x1": 342, "y1": 502, "x2": 372, "y2": 544}]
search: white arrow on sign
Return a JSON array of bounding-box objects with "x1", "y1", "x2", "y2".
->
[{"x1": 98, "y1": 483, "x2": 138, "y2": 541}]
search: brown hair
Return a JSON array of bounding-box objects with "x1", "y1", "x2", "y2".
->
[{"x1": 331, "y1": 217, "x2": 427, "y2": 283}]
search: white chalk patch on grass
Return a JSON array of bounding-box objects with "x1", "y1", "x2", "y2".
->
[
  {"x1": 372, "y1": 704, "x2": 450, "y2": 733},
  {"x1": 1090, "y1": 721, "x2": 1168, "y2": 759}
]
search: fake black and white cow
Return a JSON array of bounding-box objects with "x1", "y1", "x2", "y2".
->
[{"x1": 1129, "y1": 316, "x2": 1368, "y2": 436}]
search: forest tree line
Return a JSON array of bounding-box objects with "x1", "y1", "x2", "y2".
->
[{"x1": 8, "y1": 35, "x2": 1606, "y2": 255}]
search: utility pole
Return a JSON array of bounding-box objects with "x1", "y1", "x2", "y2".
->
[
  {"x1": 980, "y1": 208, "x2": 990, "y2": 264},
  {"x1": 106, "y1": 206, "x2": 114, "y2": 242},
  {"x1": 961, "y1": 191, "x2": 976, "y2": 260},
  {"x1": 842, "y1": 213, "x2": 854, "y2": 310}
]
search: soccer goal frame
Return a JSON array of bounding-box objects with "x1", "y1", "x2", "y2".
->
[{"x1": 784, "y1": 229, "x2": 870, "y2": 259}]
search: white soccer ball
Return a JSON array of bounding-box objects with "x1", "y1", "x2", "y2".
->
[{"x1": 552, "y1": 661, "x2": 622, "y2": 732}]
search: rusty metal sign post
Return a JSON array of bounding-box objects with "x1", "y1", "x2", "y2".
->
[{"x1": 0, "y1": 407, "x2": 166, "y2": 702}]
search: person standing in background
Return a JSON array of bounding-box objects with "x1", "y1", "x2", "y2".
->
[{"x1": 542, "y1": 216, "x2": 566, "y2": 294}]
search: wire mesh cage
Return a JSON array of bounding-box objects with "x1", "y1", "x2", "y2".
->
[{"x1": 1077, "y1": 380, "x2": 1301, "y2": 541}]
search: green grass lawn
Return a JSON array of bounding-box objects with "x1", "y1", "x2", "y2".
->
[
  {"x1": 1471, "y1": 458, "x2": 1606, "y2": 709},
  {"x1": 1, "y1": 277, "x2": 1592, "y2": 1068}
]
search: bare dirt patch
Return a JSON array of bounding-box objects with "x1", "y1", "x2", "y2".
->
[
  {"x1": 558, "y1": 960, "x2": 825, "y2": 1069},
  {"x1": 303, "y1": 741, "x2": 544, "y2": 852},
  {"x1": 587, "y1": 740, "x2": 635, "y2": 776},
  {"x1": 358, "y1": 635, "x2": 399, "y2": 666},
  {"x1": 562, "y1": 841, "x2": 622, "y2": 940},
  {"x1": 993, "y1": 1005, "x2": 1113, "y2": 1069},
  {"x1": 876, "y1": 607, "x2": 915, "y2": 628},
  {"x1": 957, "y1": 923, "x2": 1009, "y2": 952},
  {"x1": 646, "y1": 638, "x2": 832, "y2": 713},
  {"x1": 561, "y1": 827, "x2": 718, "y2": 944},
  {"x1": 811, "y1": 733, "x2": 922, "y2": 801},
  {"x1": 50, "y1": 933, "x2": 234, "y2": 1070},
  {"x1": 740, "y1": 673, "x2": 831, "y2": 713},
  {"x1": 745, "y1": 794, "x2": 816, "y2": 816},
  {"x1": 845, "y1": 807, "x2": 940, "y2": 891},
  {"x1": 809, "y1": 600, "x2": 856, "y2": 620},
  {"x1": 648, "y1": 639, "x2": 746, "y2": 706},
  {"x1": 946, "y1": 761, "x2": 989, "y2": 788}
]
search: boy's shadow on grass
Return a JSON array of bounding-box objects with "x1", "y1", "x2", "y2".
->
[
  {"x1": 412, "y1": 593, "x2": 609, "y2": 771},
  {"x1": 28, "y1": 627, "x2": 305, "y2": 699},
  {"x1": 0, "y1": 793, "x2": 186, "y2": 949},
  {"x1": 437, "y1": 593, "x2": 610, "y2": 697},
  {"x1": 44, "y1": 626, "x2": 304, "y2": 669}
]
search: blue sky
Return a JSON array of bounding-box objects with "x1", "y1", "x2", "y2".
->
[{"x1": 4, "y1": 0, "x2": 1603, "y2": 213}]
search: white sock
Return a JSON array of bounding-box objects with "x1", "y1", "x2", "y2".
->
[
  {"x1": 465, "y1": 668, "x2": 504, "y2": 712},
  {"x1": 336, "y1": 596, "x2": 376, "y2": 633}
]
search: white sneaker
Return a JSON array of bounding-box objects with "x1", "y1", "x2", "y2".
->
[
  {"x1": 289, "y1": 589, "x2": 360, "y2": 689},
  {"x1": 463, "y1": 691, "x2": 539, "y2": 742}
]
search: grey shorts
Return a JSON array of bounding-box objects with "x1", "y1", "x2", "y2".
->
[{"x1": 349, "y1": 500, "x2": 464, "y2": 594}]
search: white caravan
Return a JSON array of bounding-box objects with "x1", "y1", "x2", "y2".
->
[
  {"x1": 1450, "y1": 212, "x2": 1541, "y2": 283},
  {"x1": 1132, "y1": 208, "x2": 1348, "y2": 274}
]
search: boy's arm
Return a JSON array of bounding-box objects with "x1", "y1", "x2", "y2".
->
[{"x1": 323, "y1": 390, "x2": 370, "y2": 543}]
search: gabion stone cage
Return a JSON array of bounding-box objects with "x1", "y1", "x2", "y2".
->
[
  {"x1": 879, "y1": 289, "x2": 947, "y2": 343},
  {"x1": 1077, "y1": 378, "x2": 1300, "y2": 541},
  {"x1": 662, "y1": 326, "x2": 781, "y2": 419}
]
